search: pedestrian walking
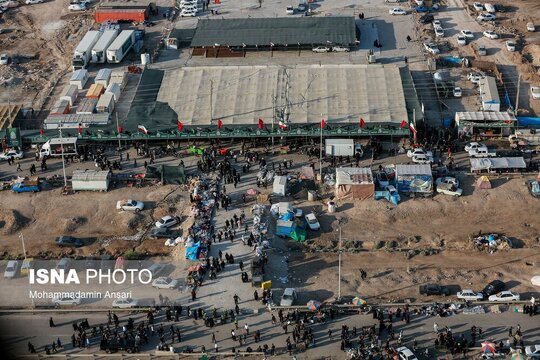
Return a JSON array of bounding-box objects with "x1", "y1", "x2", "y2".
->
[
  {"x1": 16, "y1": 163, "x2": 22, "y2": 172},
  {"x1": 49, "y1": 317, "x2": 56, "y2": 328}
]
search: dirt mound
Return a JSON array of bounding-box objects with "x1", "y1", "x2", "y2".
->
[
  {"x1": 62, "y1": 217, "x2": 87, "y2": 233},
  {"x1": 123, "y1": 213, "x2": 147, "y2": 232},
  {"x1": 0, "y1": 209, "x2": 28, "y2": 235}
]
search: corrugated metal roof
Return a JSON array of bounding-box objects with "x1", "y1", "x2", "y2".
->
[
  {"x1": 395, "y1": 164, "x2": 432, "y2": 176},
  {"x1": 190, "y1": 17, "x2": 357, "y2": 47},
  {"x1": 479, "y1": 76, "x2": 500, "y2": 104},
  {"x1": 470, "y1": 157, "x2": 526, "y2": 171},
  {"x1": 335, "y1": 167, "x2": 373, "y2": 185},
  {"x1": 96, "y1": 69, "x2": 112, "y2": 81},
  {"x1": 72, "y1": 170, "x2": 111, "y2": 181},
  {"x1": 455, "y1": 112, "x2": 516, "y2": 122}
]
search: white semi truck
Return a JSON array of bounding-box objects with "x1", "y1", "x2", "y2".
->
[
  {"x1": 73, "y1": 30, "x2": 102, "y2": 70},
  {"x1": 91, "y1": 29, "x2": 119, "y2": 63},
  {"x1": 106, "y1": 30, "x2": 136, "y2": 63}
]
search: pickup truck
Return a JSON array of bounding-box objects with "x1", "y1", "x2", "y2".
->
[
  {"x1": 12, "y1": 182, "x2": 40, "y2": 193},
  {"x1": 468, "y1": 147, "x2": 496, "y2": 158},
  {"x1": 419, "y1": 284, "x2": 450, "y2": 296}
]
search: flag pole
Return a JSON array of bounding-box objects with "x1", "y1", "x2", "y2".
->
[{"x1": 319, "y1": 117, "x2": 323, "y2": 183}]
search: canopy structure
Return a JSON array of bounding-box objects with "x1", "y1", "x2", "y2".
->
[
  {"x1": 470, "y1": 157, "x2": 526, "y2": 172},
  {"x1": 144, "y1": 164, "x2": 186, "y2": 185},
  {"x1": 335, "y1": 167, "x2": 374, "y2": 200}
]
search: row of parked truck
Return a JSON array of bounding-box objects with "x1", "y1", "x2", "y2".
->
[{"x1": 72, "y1": 29, "x2": 137, "y2": 70}]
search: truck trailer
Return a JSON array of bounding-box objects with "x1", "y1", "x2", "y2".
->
[
  {"x1": 91, "y1": 29, "x2": 119, "y2": 63},
  {"x1": 106, "y1": 30, "x2": 136, "y2": 63},
  {"x1": 325, "y1": 138, "x2": 363, "y2": 157},
  {"x1": 72, "y1": 30, "x2": 102, "y2": 70},
  {"x1": 39, "y1": 138, "x2": 78, "y2": 159}
]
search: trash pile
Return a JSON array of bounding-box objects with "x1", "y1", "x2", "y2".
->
[
  {"x1": 184, "y1": 176, "x2": 218, "y2": 261},
  {"x1": 472, "y1": 233, "x2": 514, "y2": 252}
]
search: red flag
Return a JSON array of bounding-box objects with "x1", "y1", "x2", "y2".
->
[
  {"x1": 400, "y1": 120, "x2": 407, "y2": 128},
  {"x1": 258, "y1": 118, "x2": 264, "y2": 129},
  {"x1": 217, "y1": 119, "x2": 223, "y2": 129},
  {"x1": 359, "y1": 118, "x2": 365, "y2": 128},
  {"x1": 39, "y1": 128, "x2": 44, "y2": 135},
  {"x1": 117, "y1": 126, "x2": 123, "y2": 133},
  {"x1": 320, "y1": 119, "x2": 326, "y2": 129},
  {"x1": 177, "y1": 120, "x2": 183, "y2": 131},
  {"x1": 78, "y1": 123, "x2": 82, "y2": 134}
]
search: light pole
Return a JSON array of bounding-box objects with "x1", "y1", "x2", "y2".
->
[
  {"x1": 319, "y1": 113, "x2": 323, "y2": 182},
  {"x1": 337, "y1": 217, "x2": 348, "y2": 301},
  {"x1": 58, "y1": 126, "x2": 67, "y2": 188},
  {"x1": 19, "y1": 233, "x2": 35, "y2": 308}
]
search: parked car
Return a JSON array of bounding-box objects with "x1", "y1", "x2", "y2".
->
[
  {"x1": 286, "y1": 6, "x2": 294, "y2": 15},
  {"x1": 464, "y1": 142, "x2": 486, "y2": 151},
  {"x1": 407, "y1": 148, "x2": 433, "y2": 158},
  {"x1": 332, "y1": 46, "x2": 350, "y2": 52},
  {"x1": 473, "y1": 2, "x2": 483, "y2": 11},
  {"x1": 0, "y1": 53, "x2": 8, "y2": 65},
  {"x1": 384, "y1": 185, "x2": 399, "y2": 197},
  {"x1": 527, "y1": 23, "x2": 536, "y2": 32},
  {"x1": 150, "y1": 227, "x2": 179, "y2": 239},
  {"x1": 477, "y1": 13, "x2": 496, "y2": 21},
  {"x1": 506, "y1": 40, "x2": 516, "y2": 52},
  {"x1": 20, "y1": 258, "x2": 33, "y2": 276},
  {"x1": 419, "y1": 14, "x2": 434, "y2": 24},
  {"x1": 152, "y1": 276, "x2": 179, "y2": 289},
  {"x1": 528, "y1": 180, "x2": 540, "y2": 197},
  {"x1": 456, "y1": 35, "x2": 467, "y2": 46},
  {"x1": 397, "y1": 346, "x2": 419, "y2": 360},
  {"x1": 26, "y1": 0, "x2": 44, "y2": 3},
  {"x1": 436, "y1": 183, "x2": 462, "y2": 197},
  {"x1": 412, "y1": 154, "x2": 432, "y2": 164},
  {"x1": 0, "y1": 149, "x2": 23, "y2": 160},
  {"x1": 419, "y1": 284, "x2": 450, "y2": 296},
  {"x1": 453, "y1": 87, "x2": 462, "y2": 97},
  {"x1": 457, "y1": 289, "x2": 484, "y2": 301},
  {"x1": 432, "y1": 20, "x2": 441, "y2": 27},
  {"x1": 389, "y1": 7, "x2": 407, "y2": 15},
  {"x1": 312, "y1": 46, "x2": 330, "y2": 53},
  {"x1": 55, "y1": 236, "x2": 84, "y2": 247},
  {"x1": 483, "y1": 30, "x2": 499, "y2": 39},
  {"x1": 4, "y1": 260, "x2": 18, "y2": 278},
  {"x1": 52, "y1": 294, "x2": 81, "y2": 307},
  {"x1": 116, "y1": 200, "x2": 144, "y2": 212},
  {"x1": 280, "y1": 288, "x2": 297, "y2": 306},
  {"x1": 305, "y1": 213, "x2": 320, "y2": 230},
  {"x1": 298, "y1": 3, "x2": 306, "y2": 12},
  {"x1": 68, "y1": 3, "x2": 86, "y2": 10},
  {"x1": 112, "y1": 298, "x2": 140, "y2": 308},
  {"x1": 436, "y1": 176, "x2": 460, "y2": 188},
  {"x1": 531, "y1": 86, "x2": 540, "y2": 100},
  {"x1": 488, "y1": 291, "x2": 520, "y2": 302},
  {"x1": 155, "y1": 215, "x2": 180, "y2": 228},
  {"x1": 467, "y1": 72, "x2": 485, "y2": 84},
  {"x1": 434, "y1": 27, "x2": 444, "y2": 37},
  {"x1": 461, "y1": 30, "x2": 474, "y2": 39},
  {"x1": 482, "y1": 280, "x2": 505, "y2": 296},
  {"x1": 525, "y1": 345, "x2": 540, "y2": 358},
  {"x1": 423, "y1": 42, "x2": 440, "y2": 54}
]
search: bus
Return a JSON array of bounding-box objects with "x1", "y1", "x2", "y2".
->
[{"x1": 106, "y1": 30, "x2": 136, "y2": 63}]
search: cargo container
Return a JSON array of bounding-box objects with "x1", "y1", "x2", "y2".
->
[
  {"x1": 72, "y1": 30, "x2": 102, "y2": 70},
  {"x1": 51, "y1": 99, "x2": 70, "y2": 115},
  {"x1": 91, "y1": 29, "x2": 119, "y2": 63},
  {"x1": 105, "y1": 82, "x2": 121, "y2": 101},
  {"x1": 106, "y1": 30, "x2": 136, "y2": 63},
  {"x1": 110, "y1": 71, "x2": 127, "y2": 90},
  {"x1": 59, "y1": 84, "x2": 79, "y2": 106},
  {"x1": 76, "y1": 98, "x2": 97, "y2": 114},
  {"x1": 72, "y1": 170, "x2": 111, "y2": 192},
  {"x1": 95, "y1": 8, "x2": 148, "y2": 23},
  {"x1": 86, "y1": 84, "x2": 105, "y2": 99},
  {"x1": 95, "y1": 68, "x2": 112, "y2": 87},
  {"x1": 69, "y1": 69, "x2": 89, "y2": 90},
  {"x1": 96, "y1": 92, "x2": 115, "y2": 113}
]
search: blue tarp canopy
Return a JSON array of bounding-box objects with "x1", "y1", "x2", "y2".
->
[
  {"x1": 517, "y1": 117, "x2": 540, "y2": 127},
  {"x1": 185, "y1": 242, "x2": 200, "y2": 260}
]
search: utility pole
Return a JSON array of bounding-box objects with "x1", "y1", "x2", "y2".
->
[
  {"x1": 115, "y1": 113, "x2": 121, "y2": 151},
  {"x1": 319, "y1": 113, "x2": 323, "y2": 182},
  {"x1": 272, "y1": 90, "x2": 276, "y2": 148},
  {"x1": 59, "y1": 127, "x2": 67, "y2": 188},
  {"x1": 515, "y1": 74, "x2": 521, "y2": 116},
  {"x1": 210, "y1": 79, "x2": 214, "y2": 122},
  {"x1": 337, "y1": 217, "x2": 348, "y2": 301},
  {"x1": 20, "y1": 233, "x2": 34, "y2": 308}
]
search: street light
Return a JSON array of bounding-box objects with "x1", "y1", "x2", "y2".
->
[
  {"x1": 19, "y1": 233, "x2": 35, "y2": 308},
  {"x1": 336, "y1": 217, "x2": 348, "y2": 301}
]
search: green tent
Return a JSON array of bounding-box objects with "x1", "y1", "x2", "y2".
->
[
  {"x1": 290, "y1": 228, "x2": 307, "y2": 242},
  {"x1": 145, "y1": 164, "x2": 186, "y2": 185}
]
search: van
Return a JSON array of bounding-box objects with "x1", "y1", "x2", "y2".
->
[
  {"x1": 478, "y1": 44, "x2": 487, "y2": 56},
  {"x1": 484, "y1": 3, "x2": 495, "y2": 13}
]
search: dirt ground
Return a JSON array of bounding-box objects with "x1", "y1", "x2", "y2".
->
[{"x1": 0, "y1": 1, "x2": 94, "y2": 108}]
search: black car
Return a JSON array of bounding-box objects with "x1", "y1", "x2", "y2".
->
[
  {"x1": 419, "y1": 284, "x2": 450, "y2": 296},
  {"x1": 419, "y1": 14, "x2": 434, "y2": 24},
  {"x1": 100, "y1": 338, "x2": 137, "y2": 353},
  {"x1": 55, "y1": 236, "x2": 84, "y2": 247},
  {"x1": 149, "y1": 227, "x2": 179, "y2": 239},
  {"x1": 481, "y1": 280, "x2": 505, "y2": 297}
]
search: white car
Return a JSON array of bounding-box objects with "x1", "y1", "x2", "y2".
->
[
  {"x1": 0, "y1": 53, "x2": 8, "y2": 65},
  {"x1": 332, "y1": 46, "x2": 350, "y2": 52},
  {"x1": 488, "y1": 291, "x2": 520, "y2": 302},
  {"x1": 477, "y1": 13, "x2": 496, "y2": 21},
  {"x1": 432, "y1": 20, "x2": 441, "y2": 28},
  {"x1": 181, "y1": 5, "x2": 197, "y2": 11},
  {"x1": 467, "y1": 73, "x2": 485, "y2": 84},
  {"x1": 397, "y1": 346, "x2": 418, "y2": 360},
  {"x1": 434, "y1": 27, "x2": 444, "y2": 37},
  {"x1": 68, "y1": 3, "x2": 86, "y2": 10},
  {"x1": 464, "y1": 142, "x2": 485, "y2": 151},
  {"x1": 423, "y1": 43, "x2": 440, "y2": 54},
  {"x1": 456, "y1": 35, "x2": 467, "y2": 46},
  {"x1": 506, "y1": 40, "x2": 516, "y2": 52},
  {"x1": 457, "y1": 290, "x2": 484, "y2": 301},
  {"x1": 412, "y1": 154, "x2": 432, "y2": 164},
  {"x1": 52, "y1": 294, "x2": 81, "y2": 306},
  {"x1": 436, "y1": 176, "x2": 460, "y2": 188},
  {"x1": 155, "y1": 215, "x2": 180, "y2": 228},
  {"x1": 389, "y1": 7, "x2": 407, "y2": 15},
  {"x1": 525, "y1": 345, "x2": 540, "y2": 358},
  {"x1": 305, "y1": 213, "x2": 320, "y2": 230},
  {"x1": 112, "y1": 298, "x2": 140, "y2": 308},
  {"x1": 286, "y1": 6, "x2": 294, "y2": 15},
  {"x1": 531, "y1": 86, "x2": 540, "y2": 100},
  {"x1": 436, "y1": 183, "x2": 462, "y2": 196},
  {"x1": 152, "y1": 276, "x2": 179, "y2": 289},
  {"x1": 407, "y1": 148, "x2": 433, "y2": 158},
  {"x1": 116, "y1": 199, "x2": 144, "y2": 212},
  {"x1": 453, "y1": 87, "x2": 462, "y2": 97},
  {"x1": 483, "y1": 30, "x2": 499, "y2": 39},
  {"x1": 4, "y1": 260, "x2": 18, "y2": 278},
  {"x1": 26, "y1": 0, "x2": 43, "y2": 3},
  {"x1": 461, "y1": 30, "x2": 474, "y2": 39},
  {"x1": 473, "y1": 2, "x2": 483, "y2": 11},
  {"x1": 0, "y1": 149, "x2": 23, "y2": 160},
  {"x1": 312, "y1": 46, "x2": 330, "y2": 53},
  {"x1": 280, "y1": 288, "x2": 297, "y2": 306},
  {"x1": 527, "y1": 23, "x2": 536, "y2": 32},
  {"x1": 180, "y1": 9, "x2": 196, "y2": 16}
]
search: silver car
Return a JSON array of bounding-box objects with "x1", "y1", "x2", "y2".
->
[{"x1": 152, "y1": 276, "x2": 179, "y2": 289}]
